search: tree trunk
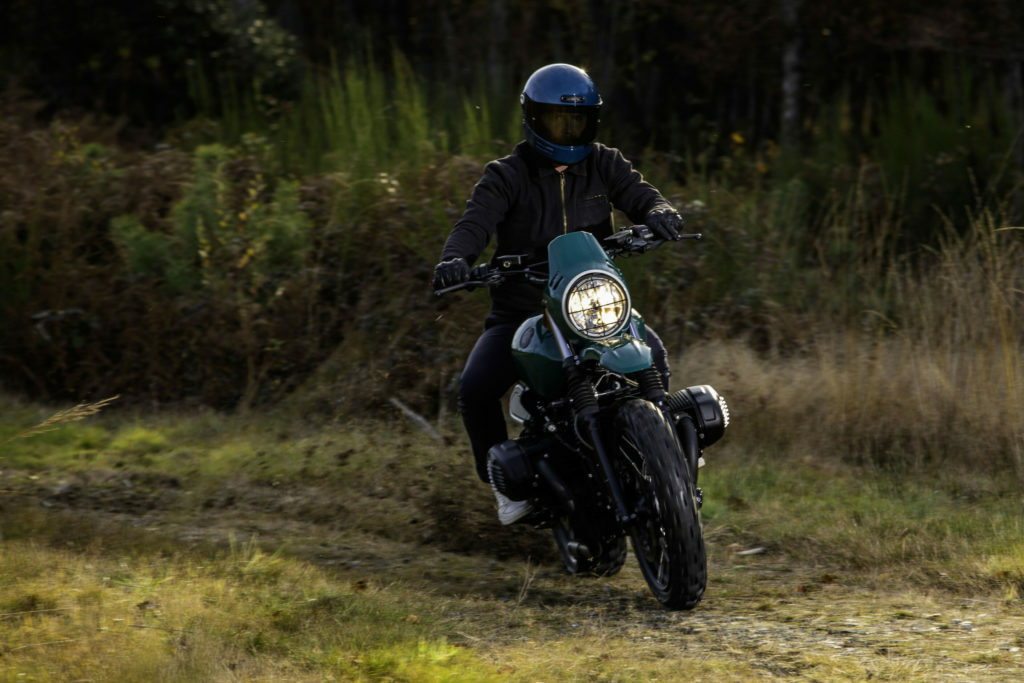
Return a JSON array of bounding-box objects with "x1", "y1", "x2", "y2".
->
[
  {"x1": 1007, "y1": 56, "x2": 1024, "y2": 172},
  {"x1": 591, "y1": 0, "x2": 621, "y2": 103},
  {"x1": 486, "y1": 0, "x2": 507, "y2": 87},
  {"x1": 780, "y1": 0, "x2": 803, "y2": 152}
]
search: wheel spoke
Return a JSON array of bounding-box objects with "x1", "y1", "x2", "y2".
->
[{"x1": 617, "y1": 438, "x2": 644, "y2": 477}]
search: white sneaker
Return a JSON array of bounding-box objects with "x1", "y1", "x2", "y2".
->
[{"x1": 492, "y1": 486, "x2": 533, "y2": 525}]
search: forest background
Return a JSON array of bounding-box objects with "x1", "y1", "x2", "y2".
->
[{"x1": 1, "y1": 0, "x2": 1022, "y2": 482}]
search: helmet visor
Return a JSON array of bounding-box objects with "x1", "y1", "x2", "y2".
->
[{"x1": 524, "y1": 101, "x2": 600, "y2": 147}]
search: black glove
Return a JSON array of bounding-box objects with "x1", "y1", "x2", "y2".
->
[
  {"x1": 645, "y1": 207, "x2": 684, "y2": 241},
  {"x1": 432, "y1": 257, "x2": 470, "y2": 290}
]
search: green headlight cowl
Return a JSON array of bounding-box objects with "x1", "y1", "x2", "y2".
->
[{"x1": 543, "y1": 231, "x2": 631, "y2": 341}]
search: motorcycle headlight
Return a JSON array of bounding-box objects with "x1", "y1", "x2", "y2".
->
[{"x1": 563, "y1": 271, "x2": 630, "y2": 339}]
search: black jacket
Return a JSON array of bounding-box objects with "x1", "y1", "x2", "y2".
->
[{"x1": 440, "y1": 141, "x2": 673, "y2": 317}]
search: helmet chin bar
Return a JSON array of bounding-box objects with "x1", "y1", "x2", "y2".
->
[{"x1": 523, "y1": 123, "x2": 594, "y2": 164}]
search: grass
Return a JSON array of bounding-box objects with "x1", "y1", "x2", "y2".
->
[
  {"x1": 701, "y1": 456, "x2": 1024, "y2": 593},
  {"x1": 0, "y1": 515, "x2": 487, "y2": 681},
  {"x1": 192, "y1": 49, "x2": 518, "y2": 178},
  {"x1": 0, "y1": 395, "x2": 119, "y2": 445},
  {"x1": 5, "y1": 514, "x2": 1015, "y2": 682},
  {"x1": 2, "y1": 385, "x2": 1023, "y2": 680}
]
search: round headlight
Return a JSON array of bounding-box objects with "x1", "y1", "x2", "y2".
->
[{"x1": 563, "y1": 271, "x2": 630, "y2": 339}]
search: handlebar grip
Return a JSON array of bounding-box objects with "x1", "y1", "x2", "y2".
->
[{"x1": 434, "y1": 280, "x2": 486, "y2": 296}]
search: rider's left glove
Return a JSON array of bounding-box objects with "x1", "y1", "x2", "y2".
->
[
  {"x1": 432, "y1": 257, "x2": 470, "y2": 290},
  {"x1": 645, "y1": 207, "x2": 684, "y2": 241}
]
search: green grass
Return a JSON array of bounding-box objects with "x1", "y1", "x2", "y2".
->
[
  {"x1": 0, "y1": 516, "x2": 490, "y2": 681},
  {"x1": 701, "y1": 454, "x2": 1024, "y2": 593},
  {"x1": 2, "y1": 393, "x2": 1023, "y2": 680},
  {"x1": 189, "y1": 49, "x2": 518, "y2": 177},
  {"x1": 2, "y1": 390, "x2": 1022, "y2": 589}
]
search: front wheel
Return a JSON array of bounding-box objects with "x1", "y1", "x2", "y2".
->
[{"x1": 614, "y1": 399, "x2": 706, "y2": 609}]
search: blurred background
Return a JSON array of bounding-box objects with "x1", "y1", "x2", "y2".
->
[{"x1": 1, "y1": 0, "x2": 1021, "y2": 477}]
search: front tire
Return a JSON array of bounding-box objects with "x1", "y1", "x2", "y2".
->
[{"x1": 614, "y1": 399, "x2": 706, "y2": 609}]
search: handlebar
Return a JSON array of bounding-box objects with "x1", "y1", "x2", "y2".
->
[
  {"x1": 602, "y1": 224, "x2": 702, "y2": 258},
  {"x1": 434, "y1": 225, "x2": 702, "y2": 296},
  {"x1": 432, "y1": 259, "x2": 549, "y2": 296}
]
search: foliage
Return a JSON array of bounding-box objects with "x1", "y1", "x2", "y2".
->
[
  {"x1": 1, "y1": 51, "x2": 1022, "y2": 440},
  {"x1": 0, "y1": 0, "x2": 301, "y2": 124},
  {"x1": 0, "y1": 73, "x2": 492, "y2": 409},
  {"x1": 189, "y1": 48, "x2": 518, "y2": 176},
  {"x1": 789, "y1": 58, "x2": 1023, "y2": 244},
  {"x1": 6, "y1": 0, "x2": 1022, "y2": 164}
]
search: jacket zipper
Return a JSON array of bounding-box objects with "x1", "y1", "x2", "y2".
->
[{"x1": 559, "y1": 171, "x2": 568, "y2": 234}]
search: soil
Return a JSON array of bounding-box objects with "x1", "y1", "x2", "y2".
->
[{"x1": 3, "y1": 468, "x2": 1023, "y2": 681}]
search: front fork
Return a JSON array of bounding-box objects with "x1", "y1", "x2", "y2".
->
[
  {"x1": 545, "y1": 310, "x2": 703, "y2": 521},
  {"x1": 546, "y1": 311, "x2": 637, "y2": 526}
]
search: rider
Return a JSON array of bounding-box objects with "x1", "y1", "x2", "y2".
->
[{"x1": 433, "y1": 63, "x2": 685, "y2": 524}]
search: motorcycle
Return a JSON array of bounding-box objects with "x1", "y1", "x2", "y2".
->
[{"x1": 435, "y1": 226, "x2": 729, "y2": 609}]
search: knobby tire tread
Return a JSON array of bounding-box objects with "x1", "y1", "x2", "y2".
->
[{"x1": 615, "y1": 399, "x2": 707, "y2": 609}]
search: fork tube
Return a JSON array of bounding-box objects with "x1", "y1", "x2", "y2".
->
[{"x1": 582, "y1": 414, "x2": 634, "y2": 525}]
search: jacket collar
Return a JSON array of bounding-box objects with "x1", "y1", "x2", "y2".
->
[{"x1": 516, "y1": 141, "x2": 588, "y2": 178}]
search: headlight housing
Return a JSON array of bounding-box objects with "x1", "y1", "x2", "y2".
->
[{"x1": 562, "y1": 270, "x2": 631, "y2": 339}]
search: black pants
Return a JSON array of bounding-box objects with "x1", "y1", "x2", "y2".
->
[{"x1": 458, "y1": 313, "x2": 671, "y2": 482}]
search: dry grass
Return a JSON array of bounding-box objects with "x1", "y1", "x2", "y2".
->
[
  {"x1": 681, "y1": 332, "x2": 1022, "y2": 478},
  {"x1": 672, "y1": 210, "x2": 1024, "y2": 482},
  {"x1": 0, "y1": 395, "x2": 119, "y2": 445}
]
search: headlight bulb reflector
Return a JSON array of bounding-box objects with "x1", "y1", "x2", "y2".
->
[{"x1": 563, "y1": 272, "x2": 630, "y2": 339}]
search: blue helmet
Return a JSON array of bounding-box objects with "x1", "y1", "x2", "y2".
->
[{"x1": 521, "y1": 64, "x2": 602, "y2": 165}]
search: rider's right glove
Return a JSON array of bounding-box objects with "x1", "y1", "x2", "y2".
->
[
  {"x1": 645, "y1": 207, "x2": 684, "y2": 241},
  {"x1": 432, "y1": 257, "x2": 470, "y2": 290}
]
